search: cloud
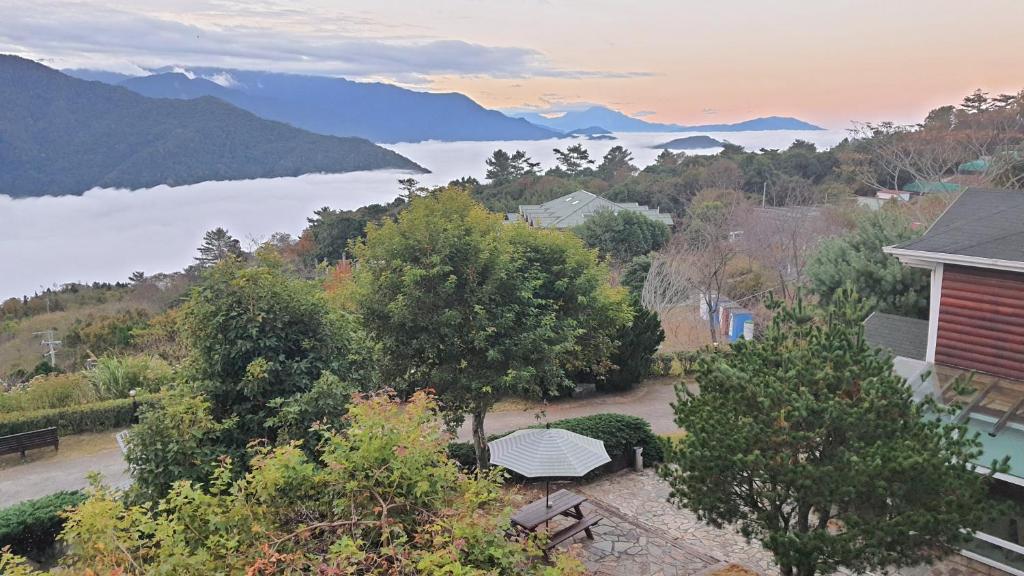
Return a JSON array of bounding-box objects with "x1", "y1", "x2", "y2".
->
[
  {"x1": 0, "y1": 130, "x2": 850, "y2": 299},
  {"x1": 0, "y1": 0, "x2": 650, "y2": 81},
  {"x1": 205, "y1": 71, "x2": 239, "y2": 87}
]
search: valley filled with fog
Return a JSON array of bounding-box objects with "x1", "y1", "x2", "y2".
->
[{"x1": 0, "y1": 129, "x2": 847, "y2": 298}]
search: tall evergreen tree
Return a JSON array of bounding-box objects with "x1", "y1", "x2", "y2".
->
[
  {"x1": 661, "y1": 293, "x2": 1003, "y2": 576},
  {"x1": 194, "y1": 227, "x2": 243, "y2": 267},
  {"x1": 596, "y1": 145, "x2": 637, "y2": 183},
  {"x1": 552, "y1": 144, "x2": 595, "y2": 177}
]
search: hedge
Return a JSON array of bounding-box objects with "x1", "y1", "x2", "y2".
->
[
  {"x1": 0, "y1": 490, "x2": 86, "y2": 560},
  {"x1": 0, "y1": 395, "x2": 161, "y2": 437},
  {"x1": 448, "y1": 413, "x2": 664, "y2": 477}
]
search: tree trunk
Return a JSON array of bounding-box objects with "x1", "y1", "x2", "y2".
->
[
  {"x1": 472, "y1": 406, "x2": 489, "y2": 470},
  {"x1": 794, "y1": 564, "x2": 817, "y2": 576},
  {"x1": 705, "y1": 301, "x2": 719, "y2": 345}
]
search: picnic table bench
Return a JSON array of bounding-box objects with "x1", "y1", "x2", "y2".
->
[
  {"x1": 510, "y1": 489, "x2": 601, "y2": 552},
  {"x1": 0, "y1": 427, "x2": 59, "y2": 458}
]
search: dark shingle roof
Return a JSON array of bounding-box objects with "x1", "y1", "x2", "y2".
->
[
  {"x1": 863, "y1": 312, "x2": 929, "y2": 361},
  {"x1": 893, "y1": 187, "x2": 1024, "y2": 262}
]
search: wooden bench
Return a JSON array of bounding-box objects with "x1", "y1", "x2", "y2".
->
[
  {"x1": 0, "y1": 427, "x2": 59, "y2": 458},
  {"x1": 545, "y1": 514, "x2": 601, "y2": 552}
]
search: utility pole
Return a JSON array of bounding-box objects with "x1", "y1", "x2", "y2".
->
[{"x1": 33, "y1": 329, "x2": 61, "y2": 368}]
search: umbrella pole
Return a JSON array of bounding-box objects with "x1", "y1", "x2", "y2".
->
[{"x1": 546, "y1": 479, "x2": 551, "y2": 508}]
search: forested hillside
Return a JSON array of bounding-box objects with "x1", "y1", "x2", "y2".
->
[{"x1": 0, "y1": 56, "x2": 426, "y2": 198}]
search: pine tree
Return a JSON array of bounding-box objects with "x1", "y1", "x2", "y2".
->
[
  {"x1": 552, "y1": 144, "x2": 595, "y2": 177},
  {"x1": 806, "y1": 210, "x2": 929, "y2": 319},
  {"x1": 195, "y1": 227, "x2": 243, "y2": 268},
  {"x1": 661, "y1": 292, "x2": 1004, "y2": 576}
]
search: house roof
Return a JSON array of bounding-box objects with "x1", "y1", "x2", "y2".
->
[
  {"x1": 889, "y1": 187, "x2": 1024, "y2": 264},
  {"x1": 518, "y1": 190, "x2": 673, "y2": 229},
  {"x1": 863, "y1": 311, "x2": 930, "y2": 361}
]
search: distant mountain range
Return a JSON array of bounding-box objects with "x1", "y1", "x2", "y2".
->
[
  {"x1": 0, "y1": 56, "x2": 424, "y2": 198},
  {"x1": 514, "y1": 106, "x2": 823, "y2": 133},
  {"x1": 66, "y1": 67, "x2": 561, "y2": 144}
]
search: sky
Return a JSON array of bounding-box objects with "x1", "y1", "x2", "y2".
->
[{"x1": 2, "y1": 0, "x2": 1023, "y2": 127}]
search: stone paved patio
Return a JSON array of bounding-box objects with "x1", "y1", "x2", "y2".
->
[
  {"x1": 578, "y1": 469, "x2": 776, "y2": 573},
  {"x1": 561, "y1": 500, "x2": 720, "y2": 575},
  {"x1": 559, "y1": 469, "x2": 990, "y2": 576}
]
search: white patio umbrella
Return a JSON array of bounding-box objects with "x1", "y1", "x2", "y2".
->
[{"x1": 488, "y1": 425, "x2": 611, "y2": 507}]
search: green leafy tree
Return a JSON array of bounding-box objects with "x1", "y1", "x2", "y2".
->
[
  {"x1": 12, "y1": 393, "x2": 584, "y2": 575},
  {"x1": 552, "y1": 143, "x2": 595, "y2": 177},
  {"x1": 574, "y1": 209, "x2": 671, "y2": 263},
  {"x1": 180, "y1": 261, "x2": 358, "y2": 452},
  {"x1": 806, "y1": 209, "x2": 929, "y2": 318},
  {"x1": 194, "y1": 227, "x2": 243, "y2": 268},
  {"x1": 660, "y1": 293, "x2": 1002, "y2": 576},
  {"x1": 596, "y1": 145, "x2": 637, "y2": 183},
  {"x1": 353, "y1": 188, "x2": 630, "y2": 467},
  {"x1": 301, "y1": 204, "x2": 394, "y2": 266}
]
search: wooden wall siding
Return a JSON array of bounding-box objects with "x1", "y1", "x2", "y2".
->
[{"x1": 936, "y1": 265, "x2": 1024, "y2": 380}]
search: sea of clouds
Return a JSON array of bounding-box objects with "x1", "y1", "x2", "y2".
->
[{"x1": 0, "y1": 129, "x2": 848, "y2": 299}]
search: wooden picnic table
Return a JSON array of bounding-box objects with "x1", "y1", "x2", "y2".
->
[
  {"x1": 510, "y1": 489, "x2": 601, "y2": 552},
  {"x1": 511, "y1": 489, "x2": 587, "y2": 531}
]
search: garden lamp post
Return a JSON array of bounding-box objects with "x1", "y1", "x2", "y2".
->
[{"x1": 129, "y1": 388, "x2": 138, "y2": 424}]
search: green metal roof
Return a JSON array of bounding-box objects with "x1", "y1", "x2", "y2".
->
[
  {"x1": 902, "y1": 180, "x2": 962, "y2": 194},
  {"x1": 958, "y1": 158, "x2": 989, "y2": 173}
]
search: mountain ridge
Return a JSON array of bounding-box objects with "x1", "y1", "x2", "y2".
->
[
  {"x1": 0, "y1": 56, "x2": 426, "y2": 198},
  {"x1": 514, "y1": 106, "x2": 823, "y2": 133},
  {"x1": 68, "y1": 67, "x2": 563, "y2": 143}
]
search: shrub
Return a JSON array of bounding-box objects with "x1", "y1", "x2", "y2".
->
[
  {"x1": 87, "y1": 355, "x2": 174, "y2": 399},
  {"x1": 126, "y1": 390, "x2": 235, "y2": 503},
  {"x1": 599, "y1": 298, "x2": 664, "y2": 392},
  {"x1": 446, "y1": 440, "x2": 478, "y2": 469},
  {"x1": 550, "y1": 413, "x2": 664, "y2": 466},
  {"x1": 448, "y1": 413, "x2": 663, "y2": 475},
  {"x1": 0, "y1": 395, "x2": 160, "y2": 436},
  {"x1": 0, "y1": 490, "x2": 86, "y2": 561},
  {"x1": 0, "y1": 373, "x2": 97, "y2": 414}
]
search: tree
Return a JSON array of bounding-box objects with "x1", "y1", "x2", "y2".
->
[
  {"x1": 596, "y1": 145, "x2": 637, "y2": 183},
  {"x1": 806, "y1": 209, "x2": 929, "y2": 319},
  {"x1": 660, "y1": 293, "x2": 1003, "y2": 576},
  {"x1": 128, "y1": 271, "x2": 145, "y2": 285},
  {"x1": 302, "y1": 205, "x2": 378, "y2": 266},
  {"x1": 552, "y1": 143, "x2": 595, "y2": 177},
  {"x1": 574, "y1": 209, "x2": 671, "y2": 264},
  {"x1": 485, "y1": 149, "x2": 540, "y2": 184},
  {"x1": 621, "y1": 254, "x2": 652, "y2": 296},
  {"x1": 17, "y1": 393, "x2": 584, "y2": 575},
  {"x1": 194, "y1": 227, "x2": 243, "y2": 267},
  {"x1": 600, "y1": 296, "x2": 664, "y2": 391},
  {"x1": 353, "y1": 188, "x2": 630, "y2": 468},
  {"x1": 179, "y1": 261, "x2": 359, "y2": 454},
  {"x1": 644, "y1": 191, "x2": 744, "y2": 344},
  {"x1": 397, "y1": 177, "x2": 427, "y2": 201},
  {"x1": 735, "y1": 200, "x2": 838, "y2": 301}
]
